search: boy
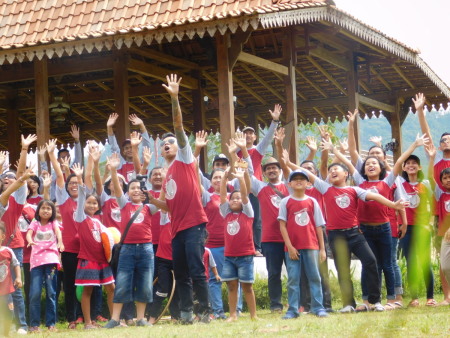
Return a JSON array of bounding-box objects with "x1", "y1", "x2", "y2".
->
[
  {"x1": 278, "y1": 169, "x2": 328, "y2": 319},
  {"x1": 0, "y1": 223, "x2": 23, "y2": 337}
]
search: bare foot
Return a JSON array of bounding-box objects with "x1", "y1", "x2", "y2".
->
[
  {"x1": 226, "y1": 316, "x2": 238, "y2": 323},
  {"x1": 148, "y1": 317, "x2": 156, "y2": 325}
]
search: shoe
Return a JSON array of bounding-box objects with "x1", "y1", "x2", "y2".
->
[
  {"x1": 197, "y1": 313, "x2": 211, "y2": 324},
  {"x1": 282, "y1": 312, "x2": 299, "y2": 320},
  {"x1": 91, "y1": 321, "x2": 103, "y2": 328},
  {"x1": 47, "y1": 326, "x2": 58, "y2": 332},
  {"x1": 96, "y1": 315, "x2": 108, "y2": 322},
  {"x1": 372, "y1": 302, "x2": 385, "y2": 312},
  {"x1": 316, "y1": 310, "x2": 328, "y2": 318},
  {"x1": 17, "y1": 328, "x2": 28, "y2": 335},
  {"x1": 325, "y1": 308, "x2": 334, "y2": 313},
  {"x1": 68, "y1": 321, "x2": 77, "y2": 329},
  {"x1": 271, "y1": 307, "x2": 283, "y2": 314},
  {"x1": 84, "y1": 324, "x2": 98, "y2": 330},
  {"x1": 355, "y1": 303, "x2": 369, "y2": 312},
  {"x1": 104, "y1": 319, "x2": 121, "y2": 329},
  {"x1": 28, "y1": 326, "x2": 40, "y2": 333},
  {"x1": 338, "y1": 305, "x2": 355, "y2": 313},
  {"x1": 214, "y1": 313, "x2": 228, "y2": 320},
  {"x1": 136, "y1": 318, "x2": 152, "y2": 327},
  {"x1": 75, "y1": 316, "x2": 84, "y2": 324},
  {"x1": 126, "y1": 319, "x2": 135, "y2": 326}
]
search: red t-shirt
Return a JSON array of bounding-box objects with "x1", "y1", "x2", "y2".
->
[
  {"x1": 118, "y1": 162, "x2": 135, "y2": 183},
  {"x1": 399, "y1": 178, "x2": 431, "y2": 226},
  {"x1": 77, "y1": 217, "x2": 107, "y2": 264},
  {"x1": 313, "y1": 179, "x2": 368, "y2": 230},
  {"x1": 101, "y1": 193, "x2": 121, "y2": 230},
  {"x1": 0, "y1": 247, "x2": 19, "y2": 296},
  {"x1": 435, "y1": 186, "x2": 450, "y2": 236},
  {"x1": 306, "y1": 186, "x2": 326, "y2": 220},
  {"x1": 220, "y1": 202, "x2": 254, "y2": 257},
  {"x1": 434, "y1": 156, "x2": 450, "y2": 191},
  {"x1": 203, "y1": 192, "x2": 226, "y2": 248},
  {"x1": 164, "y1": 147, "x2": 208, "y2": 237},
  {"x1": 252, "y1": 179, "x2": 289, "y2": 243},
  {"x1": 238, "y1": 148, "x2": 264, "y2": 181},
  {"x1": 156, "y1": 212, "x2": 172, "y2": 261},
  {"x1": 1, "y1": 194, "x2": 25, "y2": 249},
  {"x1": 56, "y1": 187, "x2": 79, "y2": 253},
  {"x1": 277, "y1": 195, "x2": 325, "y2": 250},
  {"x1": 149, "y1": 190, "x2": 161, "y2": 245},
  {"x1": 27, "y1": 196, "x2": 43, "y2": 206},
  {"x1": 117, "y1": 195, "x2": 154, "y2": 244}
]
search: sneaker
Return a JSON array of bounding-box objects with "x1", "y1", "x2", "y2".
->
[
  {"x1": 96, "y1": 315, "x2": 108, "y2": 322},
  {"x1": 282, "y1": 312, "x2": 299, "y2": 320},
  {"x1": 338, "y1": 305, "x2": 355, "y2": 313},
  {"x1": 28, "y1": 326, "x2": 40, "y2": 333},
  {"x1": 271, "y1": 307, "x2": 283, "y2": 314},
  {"x1": 372, "y1": 302, "x2": 385, "y2": 312},
  {"x1": 197, "y1": 313, "x2": 211, "y2": 324},
  {"x1": 136, "y1": 318, "x2": 152, "y2": 327},
  {"x1": 104, "y1": 319, "x2": 121, "y2": 329},
  {"x1": 214, "y1": 313, "x2": 228, "y2": 320},
  {"x1": 325, "y1": 308, "x2": 334, "y2": 313},
  {"x1": 316, "y1": 310, "x2": 328, "y2": 318},
  {"x1": 47, "y1": 326, "x2": 58, "y2": 332},
  {"x1": 17, "y1": 328, "x2": 28, "y2": 335},
  {"x1": 75, "y1": 316, "x2": 84, "y2": 324}
]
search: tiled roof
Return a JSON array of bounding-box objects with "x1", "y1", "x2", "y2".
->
[{"x1": 0, "y1": 0, "x2": 328, "y2": 50}]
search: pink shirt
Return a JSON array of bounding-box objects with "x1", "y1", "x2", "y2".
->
[{"x1": 28, "y1": 220, "x2": 61, "y2": 270}]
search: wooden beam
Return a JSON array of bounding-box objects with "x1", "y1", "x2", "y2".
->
[
  {"x1": 130, "y1": 48, "x2": 199, "y2": 70},
  {"x1": 295, "y1": 68, "x2": 328, "y2": 98},
  {"x1": 216, "y1": 33, "x2": 235, "y2": 156},
  {"x1": 357, "y1": 94, "x2": 395, "y2": 113},
  {"x1": 307, "y1": 55, "x2": 347, "y2": 95},
  {"x1": 347, "y1": 52, "x2": 360, "y2": 152},
  {"x1": 392, "y1": 63, "x2": 416, "y2": 89},
  {"x1": 389, "y1": 98, "x2": 403, "y2": 162},
  {"x1": 127, "y1": 59, "x2": 197, "y2": 90},
  {"x1": 228, "y1": 29, "x2": 253, "y2": 70},
  {"x1": 309, "y1": 46, "x2": 352, "y2": 71},
  {"x1": 237, "y1": 52, "x2": 289, "y2": 76},
  {"x1": 240, "y1": 63, "x2": 285, "y2": 102},
  {"x1": 34, "y1": 58, "x2": 50, "y2": 173},
  {"x1": 233, "y1": 75, "x2": 267, "y2": 105},
  {"x1": 370, "y1": 67, "x2": 392, "y2": 91},
  {"x1": 113, "y1": 51, "x2": 130, "y2": 144},
  {"x1": 191, "y1": 71, "x2": 208, "y2": 172},
  {"x1": 6, "y1": 91, "x2": 20, "y2": 166}
]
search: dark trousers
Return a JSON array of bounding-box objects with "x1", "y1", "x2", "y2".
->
[
  {"x1": 328, "y1": 228, "x2": 380, "y2": 307},
  {"x1": 61, "y1": 251, "x2": 79, "y2": 322},
  {"x1": 261, "y1": 242, "x2": 285, "y2": 310},
  {"x1": 148, "y1": 257, "x2": 180, "y2": 319},
  {"x1": 399, "y1": 226, "x2": 434, "y2": 299},
  {"x1": 172, "y1": 223, "x2": 210, "y2": 318},
  {"x1": 249, "y1": 193, "x2": 262, "y2": 252},
  {"x1": 23, "y1": 262, "x2": 30, "y2": 324}
]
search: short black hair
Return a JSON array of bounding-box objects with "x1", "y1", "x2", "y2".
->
[
  {"x1": 85, "y1": 193, "x2": 102, "y2": 215},
  {"x1": 440, "y1": 168, "x2": 450, "y2": 183},
  {"x1": 360, "y1": 156, "x2": 386, "y2": 181},
  {"x1": 440, "y1": 132, "x2": 450, "y2": 139},
  {"x1": 65, "y1": 173, "x2": 78, "y2": 196},
  {"x1": 35, "y1": 200, "x2": 56, "y2": 223},
  {"x1": 368, "y1": 145, "x2": 386, "y2": 157},
  {"x1": 149, "y1": 166, "x2": 163, "y2": 177},
  {"x1": 300, "y1": 160, "x2": 318, "y2": 174},
  {"x1": 58, "y1": 148, "x2": 70, "y2": 158},
  {"x1": 328, "y1": 162, "x2": 349, "y2": 172},
  {"x1": 229, "y1": 189, "x2": 241, "y2": 200},
  {"x1": 210, "y1": 168, "x2": 225, "y2": 179},
  {"x1": 161, "y1": 132, "x2": 176, "y2": 140}
]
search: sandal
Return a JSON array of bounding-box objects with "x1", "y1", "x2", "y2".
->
[
  {"x1": 384, "y1": 303, "x2": 396, "y2": 311},
  {"x1": 426, "y1": 299, "x2": 437, "y2": 306},
  {"x1": 408, "y1": 299, "x2": 419, "y2": 307},
  {"x1": 393, "y1": 301, "x2": 403, "y2": 309},
  {"x1": 84, "y1": 324, "x2": 97, "y2": 330},
  {"x1": 355, "y1": 303, "x2": 369, "y2": 312},
  {"x1": 437, "y1": 299, "x2": 450, "y2": 306},
  {"x1": 68, "y1": 321, "x2": 77, "y2": 329}
]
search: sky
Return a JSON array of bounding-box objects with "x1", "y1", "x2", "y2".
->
[{"x1": 336, "y1": 0, "x2": 450, "y2": 88}]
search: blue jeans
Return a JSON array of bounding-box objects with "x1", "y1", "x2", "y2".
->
[
  {"x1": 11, "y1": 248, "x2": 27, "y2": 330},
  {"x1": 249, "y1": 193, "x2": 262, "y2": 251},
  {"x1": 285, "y1": 250, "x2": 324, "y2": 315},
  {"x1": 391, "y1": 237, "x2": 403, "y2": 295},
  {"x1": 29, "y1": 264, "x2": 57, "y2": 327},
  {"x1": 114, "y1": 243, "x2": 154, "y2": 303},
  {"x1": 172, "y1": 224, "x2": 210, "y2": 319},
  {"x1": 261, "y1": 242, "x2": 285, "y2": 310},
  {"x1": 208, "y1": 246, "x2": 225, "y2": 316},
  {"x1": 360, "y1": 223, "x2": 395, "y2": 300}
]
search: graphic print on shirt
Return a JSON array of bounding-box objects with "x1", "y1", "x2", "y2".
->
[
  {"x1": 111, "y1": 208, "x2": 121, "y2": 222},
  {"x1": 126, "y1": 170, "x2": 134, "y2": 183},
  {"x1": 0, "y1": 260, "x2": 8, "y2": 283},
  {"x1": 35, "y1": 230, "x2": 55, "y2": 242},
  {"x1": 92, "y1": 218, "x2": 103, "y2": 243},
  {"x1": 407, "y1": 191, "x2": 420, "y2": 209},
  {"x1": 164, "y1": 177, "x2": 177, "y2": 200},
  {"x1": 335, "y1": 193, "x2": 351, "y2": 208},
  {"x1": 18, "y1": 216, "x2": 29, "y2": 232},
  {"x1": 294, "y1": 208, "x2": 310, "y2": 226},
  {"x1": 227, "y1": 219, "x2": 240, "y2": 236},
  {"x1": 270, "y1": 194, "x2": 282, "y2": 208},
  {"x1": 367, "y1": 186, "x2": 379, "y2": 195},
  {"x1": 445, "y1": 200, "x2": 450, "y2": 213}
]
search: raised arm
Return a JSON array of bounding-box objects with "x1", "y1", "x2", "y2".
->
[
  {"x1": 305, "y1": 136, "x2": 317, "y2": 162},
  {"x1": 42, "y1": 173, "x2": 51, "y2": 201},
  {"x1": 413, "y1": 93, "x2": 433, "y2": 144},
  {"x1": 89, "y1": 143, "x2": 103, "y2": 194},
  {"x1": 130, "y1": 131, "x2": 142, "y2": 174},
  {"x1": 321, "y1": 138, "x2": 357, "y2": 175},
  {"x1": 346, "y1": 109, "x2": 360, "y2": 165},
  {"x1": 0, "y1": 168, "x2": 34, "y2": 207},
  {"x1": 140, "y1": 147, "x2": 152, "y2": 175},
  {"x1": 274, "y1": 128, "x2": 290, "y2": 180},
  {"x1": 256, "y1": 104, "x2": 281, "y2": 154},
  {"x1": 84, "y1": 141, "x2": 95, "y2": 191},
  {"x1": 232, "y1": 168, "x2": 249, "y2": 204},
  {"x1": 193, "y1": 130, "x2": 209, "y2": 159},
  {"x1": 318, "y1": 125, "x2": 330, "y2": 179},
  {"x1": 46, "y1": 139, "x2": 64, "y2": 188},
  {"x1": 162, "y1": 74, "x2": 186, "y2": 148},
  {"x1": 106, "y1": 113, "x2": 120, "y2": 153},
  {"x1": 18, "y1": 134, "x2": 37, "y2": 177},
  {"x1": 220, "y1": 167, "x2": 230, "y2": 204},
  {"x1": 392, "y1": 133, "x2": 429, "y2": 176},
  {"x1": 70, "y1": 125, "x2": 82, "y2": 165},
  {"x1": 425, "y1": 142, "x2": 437, "y2": 190},
  {"x1": 107, "y1": 153, "x2": 123, "y2": 199}
]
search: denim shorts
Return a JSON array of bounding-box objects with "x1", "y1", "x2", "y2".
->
[
  {"x1": 222, "y1": 255, "x2": 254, "y2": 283},
  {"x1": 113, "y1": 243, "x2": 154, "y2": 303}
]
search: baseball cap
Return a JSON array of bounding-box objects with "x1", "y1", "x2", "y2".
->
[
  {"x1": 213, "y1": 154, "x2": 230, "y2": 164},
  {"x1": 242, "y1": 126, "x2": 255, "y2": 133},
  {"x1": 288, "y1": 169, "x2": 309, "y2": 182},
  {"x1": 404, "y1": 154, "x2": 420, "y2": 165}
]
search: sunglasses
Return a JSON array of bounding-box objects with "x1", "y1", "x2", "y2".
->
[
  {"x1": 160, "y1": 138, "x2": 176, "y2": 147},
  {"x1": 2, "y1": 174, "x2": 16, "y2": 180},
  {"x1": 440, "y1": 138, "x2": 450, "y2": 144}
]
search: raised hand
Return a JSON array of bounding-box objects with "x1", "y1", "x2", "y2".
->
[
  {"x1": 42, "y1": 173, "x2": 52, "y2": 189},
  {"x1": 46, "y1": 139, "x2": 58, "y2": 154},
  {"x1": 21, "y1": 134, "x2": 37, "y2": 148},
  {"x1": 0, "y1": 151, "x2": 7, "y2": 167},
  {"x1": 318, "y1": 125, "x2": 330, "y2": 141},
  {"x1": 130, "y1": 131, "x2": 142, "y2": 147},
  {"x1": 107, "y1": 153, "x2": 121, "y2": 170},
  {"x1": 233, "y1": 131, "x2": 246, "y2": 149},
  {"x1": 282, "y1": 149, "x2": 290, "y2": 165},
  {"x1": 320, "y1": 138, "x2": 335, "y2": 152},
  {"x1": 107, "y1": 113, "x2": 119, "y2": 127},
  {"x1": 414, "y1": 133, "x2": 429, "y2": 147},
  {"x1": 274, "y1": 127, "x2": 285, "y2": 145},
  {"x1": 195, "y1": 130, "x2": 209, "y2": 149},
  {"x1": 70, "y1": 125, "x2": 80, "y2": 142},
  {"x1": 231, "y1": 167, "x2": 246, "y2": 179},
  {"x1": 60, "y1": 156, "x2": 71, "y2": 170},
  {"x1": 20, "y1": 166, "x2": 36, "y2": 181},
  {"x1": 346, "y1": 109, "x2": 359, "y2": 123},
  {"x1": 339, "y1": 138, "x2": 349, "y2": 153},
  {"x1": 269, "y1": 104, "x2": 282, "y2": 121},
  {"x1": 88, "y1": 141, "x2": 101, "y2": 163},
  {"x1": 142, "y1": 147, "x2": 153, "y2": 165},
  {"x1": 412, "y1": 93, "x2": 426, "y2": 111},
  {"x1": 369, "y1": 136, "x2": 382, "y2": 147},
  {"x1": 305, "y1": 136, "x2": 317, "y2": 152},
  {"x1": 226, "y1": 139, "x2": 238, "y2": 154},
  {"x1": 129, "y1": 114, "x2": 144, "y2": 126},
  {"x1": 71, "y1": 163, "x2": 84, "y2": 177},
  {"x1": 162, "y1": 74, "x2": 182, "y2": 97},
  {"x1": 424, "y1": 142, "x2": 436, "y2": 158}
]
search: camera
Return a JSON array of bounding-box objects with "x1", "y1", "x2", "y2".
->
[{"x1": 136, "y1": 175, "x2": 149, "y2": 204}]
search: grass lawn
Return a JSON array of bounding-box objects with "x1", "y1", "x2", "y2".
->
[{"x1": 33, "y1": 301, "x2": 450, "y2": 337}]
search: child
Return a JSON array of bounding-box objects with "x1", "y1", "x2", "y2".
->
[
  {"x1": 219, "y1": 167, "x2": 257, "y2": 322},
  {"x1": 72, "y1": 164, "x2": 115, "y2": 329},
  {"x1": 278, "y1": 169, "x2": 328, "y2": 319},
  {"x1": 0, "y1": 222, "x2": 22, "y2": 337},
  {"x1": 26, "y1": 200, "x2": 63, "y2": 333}
]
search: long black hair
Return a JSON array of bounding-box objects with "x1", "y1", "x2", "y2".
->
[
  {"x1": 35, "y1": 199, "x2": 56, "y2": 223},
  {"x1": 359, "y1": 156, "x2": 386, "y2": 181}
]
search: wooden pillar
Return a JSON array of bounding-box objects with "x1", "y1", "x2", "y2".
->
[
  {"x1": 191, "y1": 70, "x2": 207, "y2": 171},
  {"x1": 5, "y1": 90, "x2": 20, "y2": 166},
  {"x1": 113, "y1": 51, "x2": 130, "y2": 143},
  {"x1": 347, "y1": 52, "x2": 360, "y2": 152},
  {"x1": 390, "y1": 98, "x2": 403, "y2": 162},
  {"x1": 34, "y1": 58, "x2": 50, "y2": 173},
  {"x1": 216, "y1": 33, "x2": 235, "y2": 156},
  {"x1": 283, "y1": 28, "x2": 299, "y2": 164}
]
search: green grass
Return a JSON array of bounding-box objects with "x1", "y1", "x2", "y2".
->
[{"x1": 22, "y1": 303, "x2": 449, "y2": 337}]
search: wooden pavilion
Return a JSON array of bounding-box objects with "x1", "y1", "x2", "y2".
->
[{"x1": 0, "y1": 0, "x2": 449, "y2": 168}]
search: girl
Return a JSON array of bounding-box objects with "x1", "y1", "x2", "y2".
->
[
  {"x1": 219, "y1": 166, "x2": 257, "y2": 322},
  {"x1": 26, "y1": 176, "x2": 42, "y2": 206},
  {"x1": 72, "y1": 163, "x2": 115, "y2": 329},
  {"x1": 26, "y1": 200, "x2": 63, "y2": 333}
]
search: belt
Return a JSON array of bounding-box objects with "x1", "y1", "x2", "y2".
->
[{"x1": 330, "y1": 226, "x2": 359, "y2": 232}]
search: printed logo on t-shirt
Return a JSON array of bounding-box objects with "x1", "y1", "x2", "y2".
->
[
  {"x1": 165, "y1": 179, "x2": 177, "y2": 200},
  {"x1": 0, "y1": 261, "x2": 8, "y2": 282},
  {"x1": 367, "y1": 186, "x2": 379, "y2": 194},
  {"x1": 270, "y1": 194, "x2": 282, "y2": 208},
  {"x1": 407, "y1": 192, "x2": 420, "y2": 209},
  {"x1": 127, "y1": 170, "x2": 134, "y2": 183},
  {"x1": 18, "y1": 216, "x2": 29, "y2": 232},
  {"x1": 294, "y1": 209, "x2": 310, "y2": 226},
  {"x1": 111, "y1": 208, "x2": 121, "y2": 222},
  {"x1": 92, "y1": 229, "x2": 101, "y2": 243},
  {"x1": 335, "y1": 193, "x2": 350, "y2": 209},
  {"x1": 227, "y1": 220, "x2": 240, "y2": 236},
  {"x1": 35, "y1": 230, "x2": 55, "y2": 242},
  {"x1": 445, "y1": 200, "x2": 450, "y2": 213}
]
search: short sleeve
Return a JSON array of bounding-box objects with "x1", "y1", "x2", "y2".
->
[
  {"x1": 355, "y1": 156, "x2": 364, "y2": 172},
  {"x1": 175, "y1": 133, "x2": 194, "y2": 164},
  {"x1": 313, "y1": 177, "x2": 331, "y2": 194},
  {"x1": 8, "y1": 248, "x2": 19, "y2": 267},
  {"x1": 383, "y1": 171, "x2": 396, "y2": 187},
  {"x1": 312, "y1": 197, "x2": 326, "y2": 227},
  {"x1": 201, "y1": 190, "x2": 211, "y2": 207},
  {"x1": 74, "y1": 185, "x2": 87, "y2": 223},
  {"x1": 146, "y1": 203, "x2": 158, "y2": 215},
  {"x1": 250, "y1": 176, "x2": 266, "y2": 196},
  {"x1": 353, "y1": 186, "x2": 369, "y2": 201},
  {"x1": 435, "y1": 185, "x2": 444, "y2": 201},
  {"x1": 219, "y1": 202, "x2": 232, "y2": 218},
  {"x1": 117, "y1": 194, "x2": 128, "y2": 209},
  {"x1": 242, "y1": 201, "x2": 254, "y2": 218},
  {"x1": 28, "y1": 220, "x2": 39, "y2": 233},
  {"x1": 277, "y1": 196, "x2": 289, "y2": 222},
  {"x1": 352, "y1": 170, "x2": 365, "y2": 186}
]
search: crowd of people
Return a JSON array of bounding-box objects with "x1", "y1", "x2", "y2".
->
[{"x1": 0, "y1": 74, "x2": 450, "y2": 334}]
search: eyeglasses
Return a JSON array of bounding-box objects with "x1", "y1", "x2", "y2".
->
[
  {"x1": 160, "y1": 138, "x2": 176, "y2": 147},
  {"x1": 67, "y1": 181, "x2": 78, "y2": 186},
  {"x1": 2, "y1": 174, "x2": 16, "y2": 180},
  {"x1": 440, "y1": 138, "x2": 450, "y2": 144}
]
